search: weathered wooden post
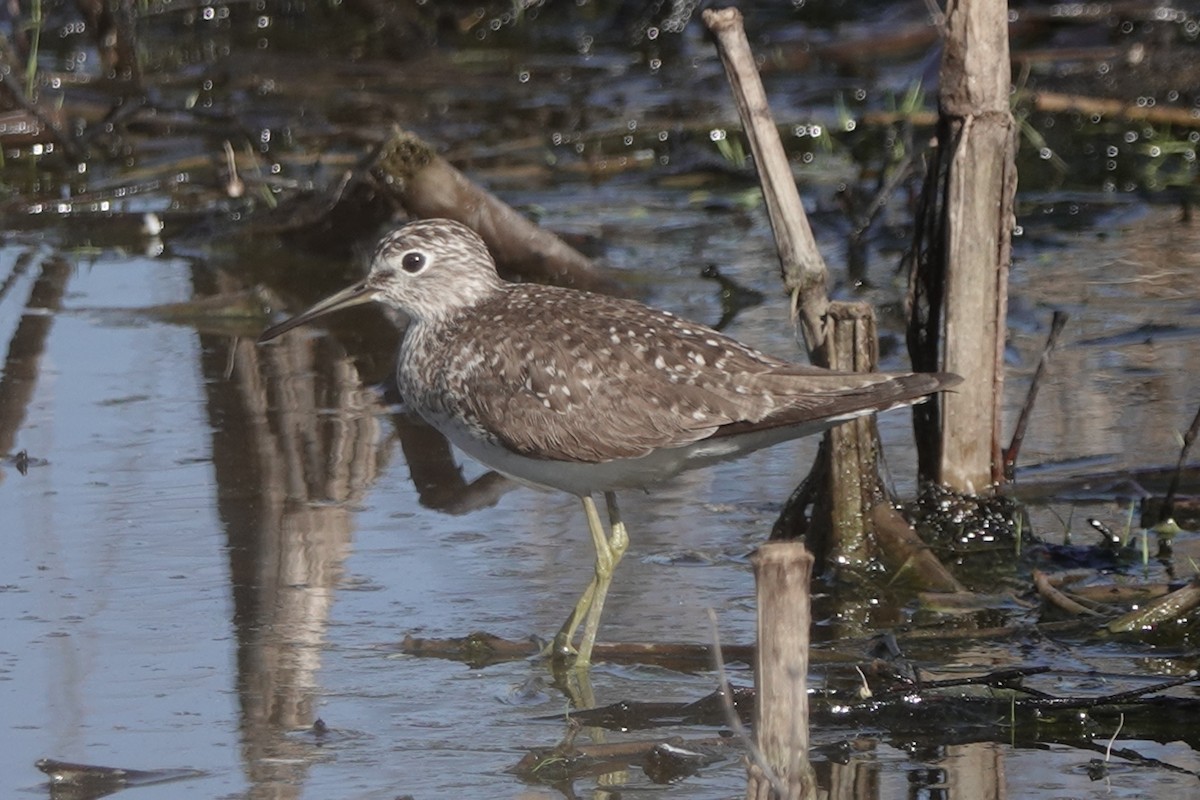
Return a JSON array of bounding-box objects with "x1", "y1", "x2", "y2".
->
[
  {"x1": 747, "y1": 542, "x2": 817, "y2": 800},
  {"x1": 909, "y1": 0, "x2": 1017, "y2": 490}
]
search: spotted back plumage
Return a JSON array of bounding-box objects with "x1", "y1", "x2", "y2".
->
[{"x1": 366, "y1": 219, "x2": 954, "y2": 467}]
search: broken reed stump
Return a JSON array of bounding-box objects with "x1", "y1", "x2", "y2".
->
[
  {"x1": 748, "y1": 542, "x2": 817, "y2": 800},
  {"x1": 771, "y1": 304, "x2": 964, "y2": 592},
  {"x1": 812, "y1": 303, "x2": 885, "y2": 567},
  {"x1": 773, "y1": 304, "x2": 881, "y2": 559},
  {"x1": 908, "y1": 0, "x2": 1016, "y2": 490}
]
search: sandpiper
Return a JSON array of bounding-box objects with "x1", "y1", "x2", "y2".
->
[{"x1": 259, "y1": 218, "x2": 959, "y2": 666}]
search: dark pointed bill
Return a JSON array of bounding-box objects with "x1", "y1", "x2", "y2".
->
[{"x1": 257, "y1": 281, "x2": 379, "y2": 343}]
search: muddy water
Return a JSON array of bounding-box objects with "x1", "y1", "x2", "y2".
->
[{"x1": 3, "y1": 3, "x2": 1199, "y2": 799}]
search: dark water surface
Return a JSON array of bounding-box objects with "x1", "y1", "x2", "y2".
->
[{"x1": 2, "y1": 3, "x2": 1199, "y2": 798}]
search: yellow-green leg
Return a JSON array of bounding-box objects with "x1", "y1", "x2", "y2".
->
[
  {"x1": 554, "y1": 578, "x2": 596, "y2": 657},
  {"x1": 553, "y1": 491, "x2": 628, "y2": 667}
]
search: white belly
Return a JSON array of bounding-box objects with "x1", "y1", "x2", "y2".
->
[{"x1": 422, "y1": 406, "x2": 875, "y2": 497}]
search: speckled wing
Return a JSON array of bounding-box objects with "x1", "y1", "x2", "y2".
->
[{"x1": 438, "y1": 286, "x2": 949, "y2": 464}]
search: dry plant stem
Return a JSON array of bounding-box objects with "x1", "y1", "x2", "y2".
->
[
  {"x1": 749, "y1": 543, "x2": 817, "y2": 800},
  {"x1": 906, "y1": 161, "x2": 947, "y2": 477},
  {"x1": 1160, "y1": 403, "x2": 1200, "y2": 522},
  {"x1": 1033, "y1": 91, "x2": 1200, "y2": 129},
  {"x1": 702, "y1": 7, "x2": 830, "y2": 363},
  {"x1": 1004, "y1": 310, "x2": 1069, "y2": 479},
  {"x1": 705, "y1": 609, "x2": 786, "y2": 799},
  {"x1": 1105, "y1": 713, "x2": 1125, "y2": 761},
  {"x1": 1007, "y1": 671, "x2": 1199, "y2": 710},
  {"x1": 819, "y1": 305, "x2": 885, "y2": 562},
  {"x1": 943, "y1": 0, "x2": 1016, "y2": 490},
  {"x1": 912, "y1": 0, "x2": 1016, "y2": 491},
  {"x1": 1107, "y1": 578, "x2": 1200, "y2": 633},
  {"x1": 705, "y1": 6, "x2": 919, "y2": 581},
  {"x1": 1033, "y1": 569, "x2": 1103, "y2": 617},
  {"x1": 851, "y1": 150, "x2": 916, "y2": 242}
]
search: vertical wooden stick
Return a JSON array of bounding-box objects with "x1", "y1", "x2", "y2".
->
[
  {"x1": 934, "y1": 0, "x2": 1017, "y2": 490},
  {"x1": 749, "y1": 542, "x2": 816, "y2": 800}
]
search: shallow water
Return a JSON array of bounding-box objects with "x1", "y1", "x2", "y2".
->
[
  {"x1": 4, "y1": 204, "x2": 1198, "y2": 800},
  {"x1": 2, "y1": 3, "x2": 1199, "y2": 799}
]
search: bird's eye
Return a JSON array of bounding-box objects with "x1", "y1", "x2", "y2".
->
[{"x1": 401, "y1": 251, "x2": 427, "y2": 274}]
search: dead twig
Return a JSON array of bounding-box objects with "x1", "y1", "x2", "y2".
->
[
  {"x1": 705, "y1": 609, "x2": 786, "y2": 799},
  {"x1": 1032, "y1": 91, "x2": 1200, "y2": 129},
  {"x1": 1018, "y1": 672, "x2": 1197, "y2": 709},
  {"x1": 1159, "y1": 404, "x2": 1200, "y2": 523},
  {"x1": 1004, "y1": 310, "x2": 1069, "y2": 480},
  {"x1": 1033, "y1": 569, "x2": 1104, "y2": 617},
  {"x1": 1107, "y1": 578, "x2": 1200, "y2": 634}
]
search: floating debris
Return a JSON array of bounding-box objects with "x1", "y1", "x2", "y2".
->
[{"x1": 36, "y1": 758, "x2": 205, "y2": 796}]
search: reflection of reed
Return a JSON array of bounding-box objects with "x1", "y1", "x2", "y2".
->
[
  {"x1": 0, "y1": 253, "x2": 70, "y2": 474},
  {"x1": 200, "y1": 298, "x2": 516, "y2": 796},
  {"x1": 821, "y1": 741, "x2": 1006, "y2": 800},
  {"x1": 200, "y1": 327, "x2": 384, "y2": 796}
]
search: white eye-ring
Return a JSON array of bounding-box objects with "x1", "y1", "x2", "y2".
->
[{"x1": 401, "y1": 251, "x2": 428, "y2": 274}]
